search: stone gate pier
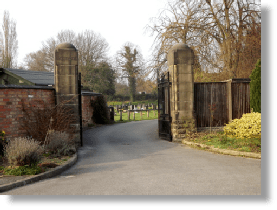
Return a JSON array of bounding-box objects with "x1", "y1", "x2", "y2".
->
[
  {"x1": 167, "y1": 43, "x2": 196, "y2": 142},
  {"x1": 54, "y1": 43, "x2": 80, "y2": 144}
]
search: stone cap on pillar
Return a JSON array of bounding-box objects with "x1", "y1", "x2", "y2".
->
[
  {"x1": 168, "y1": 43, "x2": 194, "y2": 66},
  {"x1": 55, "y1": 43, "x2": 77, "y2": 51},
  {"x1": 55, "y1": 43, "x2": 78, "y2": 66},
  {"x1": 170, "y1": 43, "x2": 190, "y2": 52}
]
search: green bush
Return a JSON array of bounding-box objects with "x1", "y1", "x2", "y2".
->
[
  {"x1": 249, "y1": 59, "x2": 261, "y2": 113},
  {"x1": 4, "y1": 137, "x2": 43, "y2": 167},
  {"x1": 224, "y1": 112, "x2": 261, "y2": 140}
]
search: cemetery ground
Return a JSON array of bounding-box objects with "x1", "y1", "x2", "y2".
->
[{"x1": 114, "y1": 109, "x2": 159, "y2": 123}]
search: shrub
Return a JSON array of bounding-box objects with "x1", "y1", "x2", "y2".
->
[
  {"x1": 249, "y1": 59, "x2": 261, "y2": 113},
  {"x1": 44, "y1": 130, "x2": 76, "y2": 156},
  {"x1": 4, "y1": 137, "x2": 43, "y2": 167},
  {"x1": 224, "y1": 112, "x2": 261, "y2": 140}
]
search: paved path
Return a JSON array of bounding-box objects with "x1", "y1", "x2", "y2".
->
[{"x1": 2, "y1": 120, "x2": 261, "y2": 195}]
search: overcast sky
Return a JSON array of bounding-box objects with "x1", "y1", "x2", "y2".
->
[{"x1": 0, "y1": 0, "x2": 169, "y2": 66}]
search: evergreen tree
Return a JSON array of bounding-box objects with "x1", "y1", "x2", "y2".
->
[
  {"x1": 116, "y1": 43, "x2": 144, "y2": 102},
  {"x1": 249, "y1": 59, "x2": 261, "y2": 113}
]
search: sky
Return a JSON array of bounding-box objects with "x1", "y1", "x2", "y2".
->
[{"x1": 0, "y1": 0, "x2": 169, "y2": 66}]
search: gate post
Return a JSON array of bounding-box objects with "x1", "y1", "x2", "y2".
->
[
  {"x1": 54, "y1": 43, "x2": 80, "y2": 145},
  {"x1": 167, "y1": 43, "x2": 196, "y2": 142}
]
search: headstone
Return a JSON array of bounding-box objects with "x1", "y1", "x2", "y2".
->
[{"x1": 142, "y1": 104, "x2": 146, "y2": 110}]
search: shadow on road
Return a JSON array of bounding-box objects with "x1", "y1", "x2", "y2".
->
[{"x1": 62, "y1": 120, "x2": 178, "y2": 176}]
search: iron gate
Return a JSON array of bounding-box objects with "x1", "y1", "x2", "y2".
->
[
  {"x1": 78, "y1": 73, "x2": 83, "y2": 146},
  {"x1": 158, "y1": 72, "x2": 172, "y2": 141}
]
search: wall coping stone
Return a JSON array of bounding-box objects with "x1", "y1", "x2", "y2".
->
[{"x1": 0, "y1": 85, "x2": 55, "y2": 90}]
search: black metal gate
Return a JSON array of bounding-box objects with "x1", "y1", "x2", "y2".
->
[
  {"x1": 78, "y1": 73, "x2": 83, "y2": 147},
  {"x1": 158, "y1": 72, "x2": 172, "y2": 141}
]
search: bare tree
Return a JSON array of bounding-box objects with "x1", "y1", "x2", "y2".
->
[
  {"x1": 23, "y1": 29, "x2": 109, "y2": 73},
  {"x1": 24, "y1": 50, "x2": 48, "y2": 72},
  {"x1": 23, "y1": 29, "x2": 114, "y2": 94},
  {"x1": 202, "y1": 0, "x2": 261, "y2": 78},
  {"x1": 75, "y1": 30, "x2": 110, "y2": 88},
  {"x1": 146, "y1": 0, "x2": 261, "y2": 81},
  {"x1": 0, "y1": 10, "x2": 18, "y2": 68},
  {"x1": 145, "y1": 0, "x2": 203, "y2": 79}
]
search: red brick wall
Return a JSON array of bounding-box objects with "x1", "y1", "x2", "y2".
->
[
  {"x1": 0, "y1": 87, "x2": 108, "y2": 140},
  {"x1": 0, "y1": 87, "x2": 55, "y2": 140},
  {"x1": 82, "y1": 95, "x2": 99, "y2": 127}
]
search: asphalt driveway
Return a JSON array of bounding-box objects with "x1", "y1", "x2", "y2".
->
[{"x1": 3, "y1": 120, "x2": 261, "y2": 195}]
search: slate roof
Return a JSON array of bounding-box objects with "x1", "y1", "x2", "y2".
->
[
  {"x1": 3, "y1": 68, "x2": 54, "y2": 86},
  {"x1": 0, "y1": 68, "x2": 95, "y2": 94}
]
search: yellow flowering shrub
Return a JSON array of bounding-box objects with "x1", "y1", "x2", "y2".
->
[{"x1": 224, "y1": 112, "x2": 261, "y2": 139}]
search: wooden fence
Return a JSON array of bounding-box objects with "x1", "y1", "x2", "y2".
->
[{"x1": 194, "y1": 78, "x2": 250, "y2": 128}]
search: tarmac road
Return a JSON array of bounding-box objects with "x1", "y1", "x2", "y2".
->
[{"x1": 3, "y1": 120, "x2": 261, "y2": 195}]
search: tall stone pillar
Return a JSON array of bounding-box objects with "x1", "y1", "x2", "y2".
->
[
  {"x1": 54, "y1": 43, "x2": 80, "y2": 142},
  {"x1": 167, "y1": 43, "x2": 196, "y2": 142}
]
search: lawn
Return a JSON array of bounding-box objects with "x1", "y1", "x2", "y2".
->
[{"x1": 114, "y1": 109, "x2": 158, "y2": 123}]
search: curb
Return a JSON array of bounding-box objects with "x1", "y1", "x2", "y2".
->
[
  {"x1": 0, "y1": 153, "x2": 78, "y2": 193},
  {"x1": 182, "y1": 140, "x2": 261, "y2": 159}
]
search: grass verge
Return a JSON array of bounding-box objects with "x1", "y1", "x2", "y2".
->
[{"x1": 184, "y1": 131, "x2": 261, "y2": 154}]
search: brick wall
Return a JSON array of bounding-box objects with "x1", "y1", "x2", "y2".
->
[
  {"x1": 0, "y1": 87, "x2": 109, "y2": 141},
  {"x1": 0, "y1": 87, "x2": 55, "y2": 140}
]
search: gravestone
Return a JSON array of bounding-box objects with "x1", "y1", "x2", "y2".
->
[
  {"x1": 54, "y1": 43, "x2": 80, "y2": 143},
  {"x1": 167, "y1": 43, "x2": 196, "y2": 142}
]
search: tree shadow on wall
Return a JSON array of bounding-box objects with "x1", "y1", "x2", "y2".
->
[{"x1": 90, "y1": 96, "x2": 110, "y2": 124}]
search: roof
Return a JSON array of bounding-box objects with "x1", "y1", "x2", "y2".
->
[
  {"x1": 0, "y1": 68, "x2": 103, "y2": 95},
  {"x1": 2, "y1": 68, "x2": 54, "y2": 86}
]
